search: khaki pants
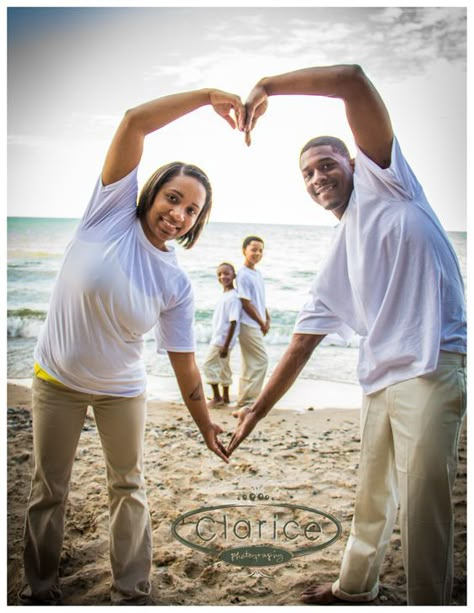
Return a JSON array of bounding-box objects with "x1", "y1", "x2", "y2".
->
[
  {"x1": 22, "y1": 377, "x2": 152, "y2": 604},
  {"x1": 332, "y1": 352, "x2": 466, "y2": 605},
  {"x1": 203, "y1": 344, "x2": 233, "y2": 387},
  {"x1": 238, "y1": 323, "x2": 268, "y2": 406}
]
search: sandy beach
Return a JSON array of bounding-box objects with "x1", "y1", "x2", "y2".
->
[{"x1": 7, "y1": 380, "x2": 467, "y2": 606}]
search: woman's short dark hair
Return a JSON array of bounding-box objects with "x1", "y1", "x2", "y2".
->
[
  {"x1": 136, "y1": 161, "x2": 212, "y2": 249},
  {"x1": 242, "y1": 235, "x2": 264, "y2": 249},
  {"x1": 300, "y1": 136, "x2": 351, "y2": 160}
]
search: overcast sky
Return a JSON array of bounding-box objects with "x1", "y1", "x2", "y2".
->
[{"x1": 7, "y1": 4, "x2": 467, "y2": 230}]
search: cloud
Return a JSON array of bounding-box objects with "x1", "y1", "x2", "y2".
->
[
  {"x1": 366, "y1": 7, "x2": 466, "y2": 75},
  {"x1": 368, "y1": 7, "x2": 405, "y2": 24},
  {"x1": 141, "y1": 7, "x2": 466, "y2": 93}
]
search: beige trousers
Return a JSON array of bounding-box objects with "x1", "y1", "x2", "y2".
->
[
  {"x1": 332, "y1": 351, "x2": 466, "y2": 605},
  {"x1": 22, "y1": 376, "x2": 152, "y2": 604},
  {"x1": 238, "y1": 323, "x2": 268, "y2": 406},
  {"x1": 203, "y1": 344, "x2": 233, "y2": 387}
]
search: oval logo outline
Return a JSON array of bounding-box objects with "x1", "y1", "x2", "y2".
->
[{"x1": 172, "y1": 502, "x2": 342, "y2": 560}]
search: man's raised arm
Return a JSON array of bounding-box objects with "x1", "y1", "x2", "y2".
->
[{"x1": 245, "y1": 64, "x2": 393, "y2": 168}]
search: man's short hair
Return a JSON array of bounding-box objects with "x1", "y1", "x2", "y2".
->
[{"x1": 300, "y1": 136, "x2": 351, "y2": 161}]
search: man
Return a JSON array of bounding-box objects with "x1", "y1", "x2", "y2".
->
[{"x1": 228, "y1": 64, "x2": 466, "y2": 606}]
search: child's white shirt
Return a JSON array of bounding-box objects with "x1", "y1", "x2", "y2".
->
[
  {"x1": 236, "y1": 266, "x2": 266, "y2": 328},
  {"x1": 210, "y1": 289, "x2": 242, "y2": 349}
]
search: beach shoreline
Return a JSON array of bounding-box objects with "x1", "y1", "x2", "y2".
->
[
  {"x1": 8, "y1": 374, "x2": 363, "y2": 412},
  {"x1": 7, "y1": 381, "x2": 467, "y2": 606}
]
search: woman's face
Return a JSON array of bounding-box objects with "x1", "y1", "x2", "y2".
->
[{"x1": 141, "y1": 174, "x2": 207, "y2": 251}]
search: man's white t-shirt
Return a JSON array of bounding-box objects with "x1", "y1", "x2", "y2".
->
[
  {"x1": 295, "y1": 137, "x2": 466, "y2": 395},
  {"x1": 210, "y1": 289, "x2": 242, "y2": 349},
  {"x1": 35, "y1": 168, "x2": 195, "y2": 397},
  {"x1": 236, "y1": 266, "x2": 266, "y2": 329}
]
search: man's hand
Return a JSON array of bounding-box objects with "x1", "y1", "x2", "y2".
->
[
  {"x1": 244, "y1": 83, "x2": 269, "y2": 146},
  {"x1": 209, "y1": 89, "x2": 245, "y2": 131},
  {"x1": 201, "y1": 422, "x2": 229, "y2": 463},
  {"x1": 227, "y1": 406, "x2": 260, "y2": 456},
  {"x1": 219, "y1": 347, "x2": 229, "y2": 358}
]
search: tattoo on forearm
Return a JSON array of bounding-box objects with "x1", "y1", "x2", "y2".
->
[{"x1": 190, "y1": 383, "x2": 203, "y2": 401}]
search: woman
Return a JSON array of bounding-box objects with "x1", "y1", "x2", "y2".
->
[{"x1": 21, "y1": 87, "x2": 244, "y2": 604}]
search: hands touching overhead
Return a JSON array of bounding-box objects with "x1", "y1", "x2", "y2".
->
[
  {"x1": 208, "y1": 82, "x2": 268, "y2": 145},
  {"x1": 209, "y1": 89, "x2": 246, "y2": 131},
  {"x1": 242, "y1": 83, "x2": 269, "y2": 146}
]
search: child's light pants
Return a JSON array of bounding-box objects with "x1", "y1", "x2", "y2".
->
[
  {"x1": 203, "y1": 344, "x2": 233, "y2": 387},
  {"x1": 332, "y1": 351, "x2": 466, "y2": 605},
  {"x1": 22, "y1": 376, "x2": 152, "y2": 604},
  {"x1": 238, "y1": 323, "x2": 268, "y2": 406}
]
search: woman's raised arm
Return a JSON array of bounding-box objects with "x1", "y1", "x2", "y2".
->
[{"x1": 102, "y1": 88, "x2": 244, "y2": 185}]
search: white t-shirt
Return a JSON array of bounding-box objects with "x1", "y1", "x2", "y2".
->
[
  {"x1": 237, "y1": 266, "x2": 266, "y2": 328},
  {"x1": 295, "y1": 137, "x2": 466, "y2": 395},
  {"x1": 210, "y1": 289, "x2": 242, "y2": 349},
  {"x1": 35, "y1": 168, "x2": 195, "y2": 397}
]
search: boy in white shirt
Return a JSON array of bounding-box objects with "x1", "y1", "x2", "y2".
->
[
  {"x1": 203, "y1": 263, "x2": 242, "y2": 407},
  {"x1": 236, "y1": 236, "x2": 270, "y2": 407}
]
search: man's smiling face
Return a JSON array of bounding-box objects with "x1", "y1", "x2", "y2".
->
[{"x1": 300, "y1": 145, "x2": 354, "y2": 219}]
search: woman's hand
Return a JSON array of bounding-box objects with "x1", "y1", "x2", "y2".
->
[
  {"x1": 201, "y1": 422, "x2": 229, "y2": 463},
  {"x1": 244, "y1": 83, "x2": 269, "y2": 146},
  {"x1": 209, "y1": 89, "x2": 245, "y2": 131},
  {"x1": 169, "y1": 351, "x2": 229, "y2": 463}
]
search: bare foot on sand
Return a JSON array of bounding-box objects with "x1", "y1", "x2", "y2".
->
[
  {"x1": 301, "y1": 583, "x2": 343, "y2": 605},
  {"x1": 207, "y1": 398, "x2": 224, "y2": 408}
]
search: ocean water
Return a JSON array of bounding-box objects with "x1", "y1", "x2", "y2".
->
[{"x1": 7, "y1": 217, "x2": 467, "y2": 393}]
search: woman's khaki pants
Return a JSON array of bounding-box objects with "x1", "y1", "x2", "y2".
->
[
  {"x1": 332, "y1": 351, "x2": 466, "y2": 605},
  {"x1": 22, "y1": 377, "x2": 152, "y2": 604},
  {"x1": 238, "y1": 323, "x2": 268, "y2": 406}
]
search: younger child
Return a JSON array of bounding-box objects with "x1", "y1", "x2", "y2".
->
[{"x1": 203, "y1": 262, "x2": 242, "y2": 407}]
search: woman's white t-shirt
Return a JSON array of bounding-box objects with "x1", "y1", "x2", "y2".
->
[
  {"x1": 294, "y1": 137, "x2": 466, "y2": 395},
  {"x1": 35, "y1": 168, "x2": 195, "y2": 397}
]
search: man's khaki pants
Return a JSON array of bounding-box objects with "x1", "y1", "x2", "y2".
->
[
  {"x1": 332, "y1": 351, "x2": 466, "y2": 605},
  {"x1": 238, "y1": 323, "x2": 268, "y2": 406},
  {"x1": 22, "y1": 376, "x2": 152, "y2": 604}
]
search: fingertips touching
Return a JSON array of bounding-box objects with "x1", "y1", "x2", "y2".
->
[{"x1": 217, "y1": 445, "x2": 230, "y2": 463}]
